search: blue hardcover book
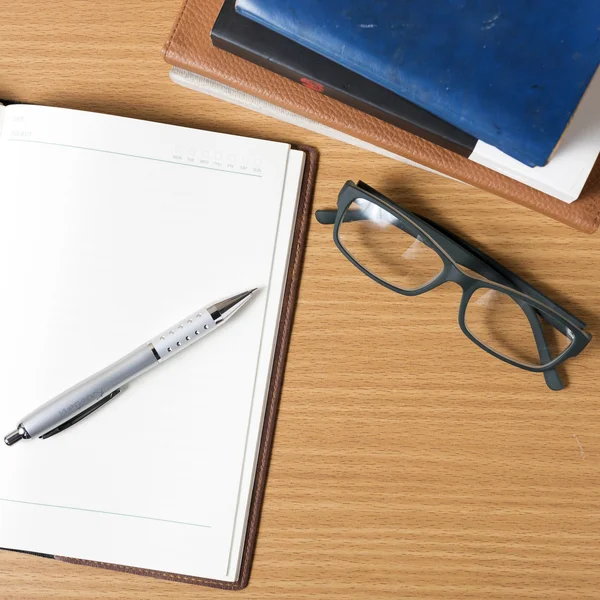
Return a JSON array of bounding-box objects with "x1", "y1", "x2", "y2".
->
[{"x1": 236, "y1": 0, "x2": 600, "y2": 167}]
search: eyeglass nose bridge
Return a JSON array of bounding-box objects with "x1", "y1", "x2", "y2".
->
[{"x1": 439, "y1": 261, "x2": 482, "y2": 292}]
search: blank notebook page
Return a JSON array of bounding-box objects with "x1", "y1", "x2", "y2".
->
[{"x1": 0, "y1": 105, "x2": 305, "y2": 581}]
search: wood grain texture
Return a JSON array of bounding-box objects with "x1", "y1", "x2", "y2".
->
[{"x1": 0, "y1": 1, "x2": 598, "y2": 598}]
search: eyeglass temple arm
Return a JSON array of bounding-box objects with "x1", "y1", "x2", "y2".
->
[
  {"x1": 412, "y1": 218, "x2": 570, "y2": 391},
  {"x1": 315, "y1": 210, "x2": 341, "y2": 225},
  {"x1": 416, "y1": 216, "x2": 585, "y2": 329},
  {"x1": 316, "y1": 208, "x2": 563, "y2": 390}
]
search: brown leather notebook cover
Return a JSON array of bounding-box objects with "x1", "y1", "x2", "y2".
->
[
  {"x1": 162, "y1": 0, "x2": 600, "y2": 233},
  {"x1": 12, "y1": 144, "x2": 317, "y2": 590}
]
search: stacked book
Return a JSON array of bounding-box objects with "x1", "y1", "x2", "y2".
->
[{"x1": 164, "y1": 0, "x2": 600, "y2": 232}]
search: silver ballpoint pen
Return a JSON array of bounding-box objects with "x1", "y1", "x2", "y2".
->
[{"x1": 4, "y1": 289, "x2": 257, "y2": 446}]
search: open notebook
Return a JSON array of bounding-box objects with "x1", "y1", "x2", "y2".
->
[{"x1": 0, "y1": 104, "x2": 315, "y2": 587}]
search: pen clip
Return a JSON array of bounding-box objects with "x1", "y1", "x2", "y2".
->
[{"x1": 40, "y1": 388, "x2": 122, "y2": 439}]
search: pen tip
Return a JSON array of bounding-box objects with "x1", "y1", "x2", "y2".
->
[{"x1": 211, "y1": 289, "x2": 258, "y2": 324}]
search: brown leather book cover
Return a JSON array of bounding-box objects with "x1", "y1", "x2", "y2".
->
[
  {"x1": 162, "y1": 0, "x2": 600, "y2": 234},
  {"x1": 8, "y1": 144, "x2": 318, "y2": 590}
]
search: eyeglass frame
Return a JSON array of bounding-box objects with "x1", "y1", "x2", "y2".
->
[{"x1": 315, "y1": 181, "x2": 591, "y2": 391}]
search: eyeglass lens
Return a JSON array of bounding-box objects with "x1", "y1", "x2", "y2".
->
[
  {"x1": 464, "y1": 289, "x2": 572, "y2": 366},
  {"x1": 337, "y1": 198, "x2": 444, "y2": 291}
]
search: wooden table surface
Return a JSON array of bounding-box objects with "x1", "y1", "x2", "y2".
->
[{"x1": 1, "y1": 2, "x2": 599, "y2": 598}]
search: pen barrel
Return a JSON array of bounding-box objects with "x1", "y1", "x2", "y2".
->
[
  {"x1": 20, "y1": 345, "x2": 158, "y2": 438},
  {"x1": 149, "y1": 308, "x2": 216, "y2": 361}
]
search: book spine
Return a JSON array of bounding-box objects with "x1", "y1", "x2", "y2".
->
[{"x1": 210, "y1": 31, "x2": 476, "y2": 158}]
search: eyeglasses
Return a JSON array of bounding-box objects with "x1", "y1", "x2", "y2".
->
[{"x1": 316, "y1": 181, "x2": 591, "y2": 391}]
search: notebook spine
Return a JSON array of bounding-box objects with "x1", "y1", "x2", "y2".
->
[{"x1": 0, "y1": 103, "x2": 6, "y2": 137}]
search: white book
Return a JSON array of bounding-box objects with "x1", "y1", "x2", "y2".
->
[
  {"x1": 170, "y1": 66, "x2": 600, "y2": 204},
  {"x1": 0, "y1": 104, "x2": 306, "y2": 585}
]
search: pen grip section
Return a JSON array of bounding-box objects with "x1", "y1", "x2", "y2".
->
[
  {"x1": 20, "y1": 345, "x2": 157, "y2": 438},
  {"x1": 150, "y1": 309, "x2": 215, "y2": 360}
]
